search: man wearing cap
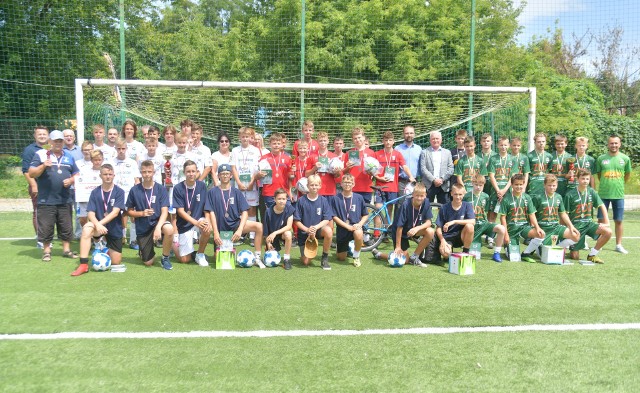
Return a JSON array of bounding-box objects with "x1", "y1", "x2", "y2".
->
[
  {"x1": 28, "y1": 130, "x2": 80, "y2": 261},
  {"x1": 21, "y1": 125, "x2": 50, "y2": 247},
  {"x1": 204, "y1": 163, "x2": 265, "y2": 267}
]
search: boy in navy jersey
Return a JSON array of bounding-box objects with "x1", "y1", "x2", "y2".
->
[
  {"x1": 331, "y1": 174, "x2": 368, "y2": 267},
  {"x1": 126, "y1": 160, "x2": 174, "y2": 270},
  {"x1": 372, "y1": 183, "x2": 435, "y2": 267},
  {"x1": 294, "y1": 174, "x2": 334, "y2": 270},
  {"x1": 172, "y1": 160, "x2": 211, "y2": 266},
  {"x1": 264, "y1": 188, "x2": 295, "y2": 270},
  {"x1": 71, "y1": 164, "x2": 126, "y2": 276},
  {"x1": 205, "y1": 163, "x2": 264, "y2": 267},
  {"x1": 435, "y1": 183, "x2": 475, "y2": 259}
]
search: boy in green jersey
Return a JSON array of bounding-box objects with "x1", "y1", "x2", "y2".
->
[
  {"x1": 527, "y1": 132, "x2": 553, "y2": 197},
  {"x1": 480, "y1": 133, "x2": 498, "y2": 194},
  {"x1": 564, "y1": 169, "x2": 612, "y2": 263},
  {"x1": 463, "y1": 174, "x2": 506, "y2": 262},
  {"x1": 510, "y1": 136, "x2": 530, "y2": 189},
  {"x1": 549, "y1": 135, "x2": 572, "y2": 196},
  {"x1": 532, "y1": 174, "x2": 580, "y2": 250},
  {"x1": 454, "y1": 136, "x2": 487, "y2": 192},
  {"x1": 566, "y1": 136, "x2": 595, "y2": 192},
  {"x1": 596, "y1": 134, "x2": 632, "y2": 254},
  {"x1": 487, "y1": 136, "x2": 517, "y2": 223},
  {"x1": 498, "y1": 174, "x2": 545, "y2": 263}
]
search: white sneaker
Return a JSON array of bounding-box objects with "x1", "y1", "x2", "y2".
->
[
  {"x1": 195, "y1": 253, "x2": 209, "y2": 267},
  {"x1": 615, "y1": 245, "x2": 629, "y2": 254}
]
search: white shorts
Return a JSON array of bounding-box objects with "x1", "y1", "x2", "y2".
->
[
  {"x1": 177, "y1": 223, "x2": 202, "y2": 256},
  {"x1": 76, "y1": 202, "x2": 89, "y2": 218},
  {"x1": 242, "y1": 190, "x2": 259, "y2": 207}
]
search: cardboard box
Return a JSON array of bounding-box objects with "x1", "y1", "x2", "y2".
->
[
  {"x1": 469, "y1": 242, "x2": 482, "y2": 260},
  {"x1": 541, "y1": 245, "x2": 564, "y2": 265},
  {"x1": 448, "y1": 253, "x2": 476, "y2": 275},
  {"x1": 215, "y1": 250, "x2": 236, "y2": 270}
]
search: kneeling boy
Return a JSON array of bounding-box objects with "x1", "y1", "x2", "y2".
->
[
  {"x1": 264, "y1": 188, "x2": 295, "y2": 270},
  {"x1": 435, "y1": 183, "x2": 475, "y2": 259},
  {"x1": 372, "y1": 183, "x2": 435, "y2": 267},
  {"x1": 532, "y1": 174, "x2": 580, "y2": 251},
  {"x1": 331, "y1": 173, "x2": 368, "y2": 267},
  {"x1": 71, "y1": 164, "x2": 125, "y2": 276}
]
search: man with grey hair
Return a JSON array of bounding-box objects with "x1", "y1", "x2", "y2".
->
[
  {"x1": 419, "y1": 131, "x2": 454, "y2": 203},
  {"x1": 62, "y1": 129, "x2": 83, "y2": 162}
]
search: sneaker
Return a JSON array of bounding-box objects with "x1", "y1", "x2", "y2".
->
[
  {"x1": 250, "y1": 239, "x2": 255, "y2": 247},
  {"x1": 233, "y1": 236, "x2": 244, "y2": 246},
  {"x1": 587, "y1": 255, "x2": 604, "y2": 264},
  {"x1": 353, "y1": 257, "x2": 361, "y2": 267},
  {"x1": 195, "y1": 253, "x2": 209, "y2": 267},
  {"x1": 615, "y1": 245, "x2": 629, "y2": 254},
  {"x1": 256, "y1": 258, "x2": 266, "y2": 269},
  {"x1": 161, "y1": 256, "x2": 173, "y2": 270},
  {"x1": 37, "y1": 241, "x2": 44, "y2": 249},
  {"x1": 129, "y1": 241, "x2": 140, "y2": 251},
  {"x1": 331, "y1": 241, "x2": 337, "y2": 249},
  {"x1": 70, "y1": 264, "x2": 89, "y2": 276},
  {"x1": 521, "y1": 253, "x2": 536, "y2": 263},
  {"x1": 409, "y1": 254, "x2": 427, "y2": 268},
  {"x1": 321, "y1": 255, "x2": 331, "y2": 270},
  {"x1": 491, "y1": 252, "x2": 502, "y2": 263},
  {"x1": 487, "y1": 237, "x2": 495, "y2": 249},
  {"x1": 283, "y1": 259, "x2": 292, "y2": 270}
]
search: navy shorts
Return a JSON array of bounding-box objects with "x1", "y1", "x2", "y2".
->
[{"x1": 598, "y1": 199, "x2": 624, "y2": 221}]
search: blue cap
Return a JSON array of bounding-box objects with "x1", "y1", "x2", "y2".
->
[{"x1": 217, "y1": 163, "x2": 232, "y2": 174}]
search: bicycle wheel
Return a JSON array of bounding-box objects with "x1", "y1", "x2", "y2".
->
[{"x1": 361, "y1": 203, "x2": 390, "y2": 252}]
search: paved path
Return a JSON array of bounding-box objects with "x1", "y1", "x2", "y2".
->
[{"x1": 3, "y1": 196, "x2": 640, "y2": 212}]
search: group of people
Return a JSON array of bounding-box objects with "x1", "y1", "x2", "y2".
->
[{"x1": 20, "y1": 119, "x2": 631, "y2": 275}]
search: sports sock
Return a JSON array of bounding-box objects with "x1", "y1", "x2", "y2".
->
[
  {"x1": 494, "y1": 246, "x2": 502, "y2": 253},
  {"x1": 80, "y1": 258, "x2": 89, "y2": 265},
  {"x1": 284, "y1": 254, "x2": 290, "y2": 260},
  {"x1": 462, "y1": 247, "x2": 470, "y2": 253},
  {"x1": 523, "y1": 238, "x2": 543, "y2": 254},
  {"x1": 557, "y1": 239, "x2": 576, "y2": 248},
  {"x1": 352, "y1": 250, "x2": 360, "y2": 258},
  {"x1": 588, "y1": 248, "x2": 600, "y2": 257}
]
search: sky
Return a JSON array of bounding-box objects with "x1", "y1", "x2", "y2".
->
[{"x1": 515, "y1": 0, "x2": 640, "y2": 79}]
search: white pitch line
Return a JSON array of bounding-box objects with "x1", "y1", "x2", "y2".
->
[{"x1": 2, "y1": 323, "x2": 640, "y2": 341}]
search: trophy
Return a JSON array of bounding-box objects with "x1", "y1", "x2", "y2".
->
[
  {"x1": 162, "y1": 151, "x2": 173, "y2": 189},
  {"x1": 566, "y1": 157, "x2": 576, "y2": 183}
]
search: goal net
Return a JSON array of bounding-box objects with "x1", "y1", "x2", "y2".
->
[{"x1": 75, "y1": 79, "x2": 536, "y2": 149}]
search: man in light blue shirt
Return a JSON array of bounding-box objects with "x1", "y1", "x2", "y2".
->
[{"x1": 394, "y1": 125, "x2": 422, "y2": 195}]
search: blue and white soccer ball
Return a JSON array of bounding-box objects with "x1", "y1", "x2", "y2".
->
[
  {"x1": 388, "y1": 252, "x2": 406, "y2": 268},
  {"x1": 264, "y1": 250, "x2": 282, "y2": 267},
  {"x1": 92, "y1": 252, "x2": 112, "y2": 271},
  {"x1": 237, "y1": 249, "x2": 255, "y2": 268}
]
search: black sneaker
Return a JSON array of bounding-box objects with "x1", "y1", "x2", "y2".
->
[
  {"x1": 283, "y1": 259, "x2": 292, "y2": 270},
  {"x1": 321, "y1": 255, "x2": 331, "y2": 270}
]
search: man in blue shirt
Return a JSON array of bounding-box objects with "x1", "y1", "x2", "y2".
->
[
  {"x1": 22, "y1": 125, "x2": 49, "y2": 246},
  {"x1": 63, "y1": 129, "x2": 84, "y2": 162},
  {"x1": 394, "y1": 125, "x2": 422, "y2": 195},
  {"x1": 71, "y1": 164, "x2": 126, "y2": 276},
  {"x1": 29, "y1": 130, "x2": 79, "y2": 262}
]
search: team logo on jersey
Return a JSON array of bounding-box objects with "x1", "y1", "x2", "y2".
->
[
  {"x1": 150, "y1": 196, "x2": 156, "y2": 203},
  {"x1": 603, "y1": 160, "x2": 610, "y2": 165},
  {"x1": 196, "y1": 194, "x2": 200, "y2": 202},
  {"x1": 351, "y1": 205, "x2": 356, "y2": 212},
  {"x1": 110, "y1": 199, "x2": 115, "y2": 206},
  {"x1": 619, "y1": 159, "x2": 625, "y2": 166},
  {"x1": 316, "y1": 208, "x2": 321, "y2": 215},
  {"x1": 229, "y1": 197, "x2": 234, "y2": 205}
]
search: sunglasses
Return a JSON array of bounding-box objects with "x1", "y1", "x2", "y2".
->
[{"x1": 219, "y1": 140, "x2": 230, "y2": 143}]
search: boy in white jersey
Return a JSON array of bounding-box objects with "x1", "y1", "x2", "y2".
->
[
  {"x1": 231, "y1": 127, "x2": 262, "y2": 246},
  {"x1": 189, "y1": 123, "x2": 212, "y2": 182},
  {"x1": 113, "y1": 138, "x2": 141, "y2": 249},
  {"x1": 141, "y1": 138, "x2": 164, "y2": 185},
  {"x1": 92, "y1": 124, "x2": 116, "y2": 163},
  {"x1": 147, "y1": 125, "x2": 166, "y2": 153}
]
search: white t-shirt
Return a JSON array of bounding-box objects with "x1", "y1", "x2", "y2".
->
[
  {"x1": 211, "y1": 150, "x2": 232, "y2": 167},
  {"x1": 140, "y1": 153, "x2": 165, "y2": 185},
  {"x1": 93, "y1": 144, "x2": 117, "y2": 163},
  {"x1": 170, "y1": 151, "x2": 196, "y2": 185},
  {"x1": 231, "y1": 145, "x2": 262, "y2": 191},
  {"x1": 126, "y1": 140, "x2": 146, "y2": 161},
  {"x1": 189, "y1": 143, "x2": 212, "y2": 173},
  {"x1": 113, "y1": 158, "x2": 141, "y2": 194}
]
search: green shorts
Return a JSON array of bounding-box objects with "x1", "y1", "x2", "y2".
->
[
  {"x1": 473, "y1": 222, "x2": 497, "y2": 242},
  {"x1": 508, "y1": 224, "x2": 533, "y2": 241},
  {"x1": 571, "y1": 221, "x2": 600, "y2": 250},
  {"x1": 540, "y1": 224, "x2": 567, "y2": 246}
]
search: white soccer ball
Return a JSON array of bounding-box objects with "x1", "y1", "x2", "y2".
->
[
  {"x1": 296, "y1": 177, "x2": 309, "y2": 194},
  {"x1": 237, "y1": 249, "x2": 255, "y2": 268},
  {"x1": 388, "y1": 252, "x2": 406, "y2": 268},
  {"x1": 363, "y1": 156, "x2": 382, "y2": 176},
  {"x1": 264, "y1": 250, "x2": 282, "y2": 267},
  {"x1": 328, "y1": 157, "x2": 344, "y2": 172},
  {"x1": 92, "y1": 252, "x2": 112, "y2": 271}
]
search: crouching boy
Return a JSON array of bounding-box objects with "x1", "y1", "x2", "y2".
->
[
  {"x1": 435, "y1": 183, "x2": 475, "y2": 259},
  {"x1": 372, "y1": 183, "x2": 435, "y2": 267},
  {"x1": 532, "y1": 174, "x2": 580, "y2": 251},
  {"x1": 264, "y1": 188, "x2": 295, "y2": 270},
  {"x1": 331, "y1": 173, "x2": 368, "y2": 267}
]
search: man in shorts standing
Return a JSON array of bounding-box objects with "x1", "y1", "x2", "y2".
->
[{"x1": 595, "y1": 134, "x2": 632, "y2": 254}]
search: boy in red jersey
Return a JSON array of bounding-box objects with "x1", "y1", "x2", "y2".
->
[
  {"x1": 257, "y1": 133, "x2": 293, "y2": 209},
  {"x1": 343, "y1": 127, "x2": 376, "y2": 204},
  {"x1": 292, "y1": 120, "x2": 319, "y2": 157}
]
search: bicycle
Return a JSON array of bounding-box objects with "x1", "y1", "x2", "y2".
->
[{"x1": 360, "y1": 184, "x2": 441, "y2": 252}]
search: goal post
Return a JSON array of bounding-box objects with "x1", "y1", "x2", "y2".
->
[{"x1": 75, "y1": 78, "x2": 536, "y2": 150}]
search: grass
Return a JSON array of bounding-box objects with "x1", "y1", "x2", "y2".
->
[
  {"x1": 1, "y1": 211, "x2": 640, "y2": 391},
  {"x1": 0, "y1": 169, "x2": 28, "y2": 199}
]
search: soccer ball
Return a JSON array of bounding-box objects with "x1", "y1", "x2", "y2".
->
[
  {"x1": 388, "y1": 252, "x2": 406, "y2": 268},
  {"x1": 328, "y1": 157, "x2": 344, "y2": 172},
  {"x1": 363, "y1": 156, "x2": 382, "y2": 176},
  {"x1": 92, "y1": 252, "x2": 111, "y2": 271},
  {"x1": 296, "y1": 177, "x2": 309, "y2": 194},
  {"x1": 263, "y1": 250, "x2": 282, "y2": 267},
  {"x1": 237, "y1": 249, "x2": 255, "y2": 268}
]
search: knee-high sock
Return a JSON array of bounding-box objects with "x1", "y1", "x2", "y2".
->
[
  {"x1": 248, "y1": 216, "x2": 256, "y2": 239},
  {"x1": 523, "y1": 238, "x2": 543, "y2": 254},
  {"x1": 557, "y1": 238, "x2": 576, "y2": 248}
]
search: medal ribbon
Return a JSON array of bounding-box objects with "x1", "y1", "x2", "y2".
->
[
  {"x1": 102, "y1": 187, "x2": 113, "y2": 212},
  {"x1": 220, "y1": 188, "x2": 231, "y2": 216},
  {"x1": 144, "y1": 185, "x2": 154, "y2": 210},
  {"x1": 343, "y1": 195, "x2": 352, "y2": 222},
  {"x1": 185, "y1": 183, "x2": 196, "y2": 213}
]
